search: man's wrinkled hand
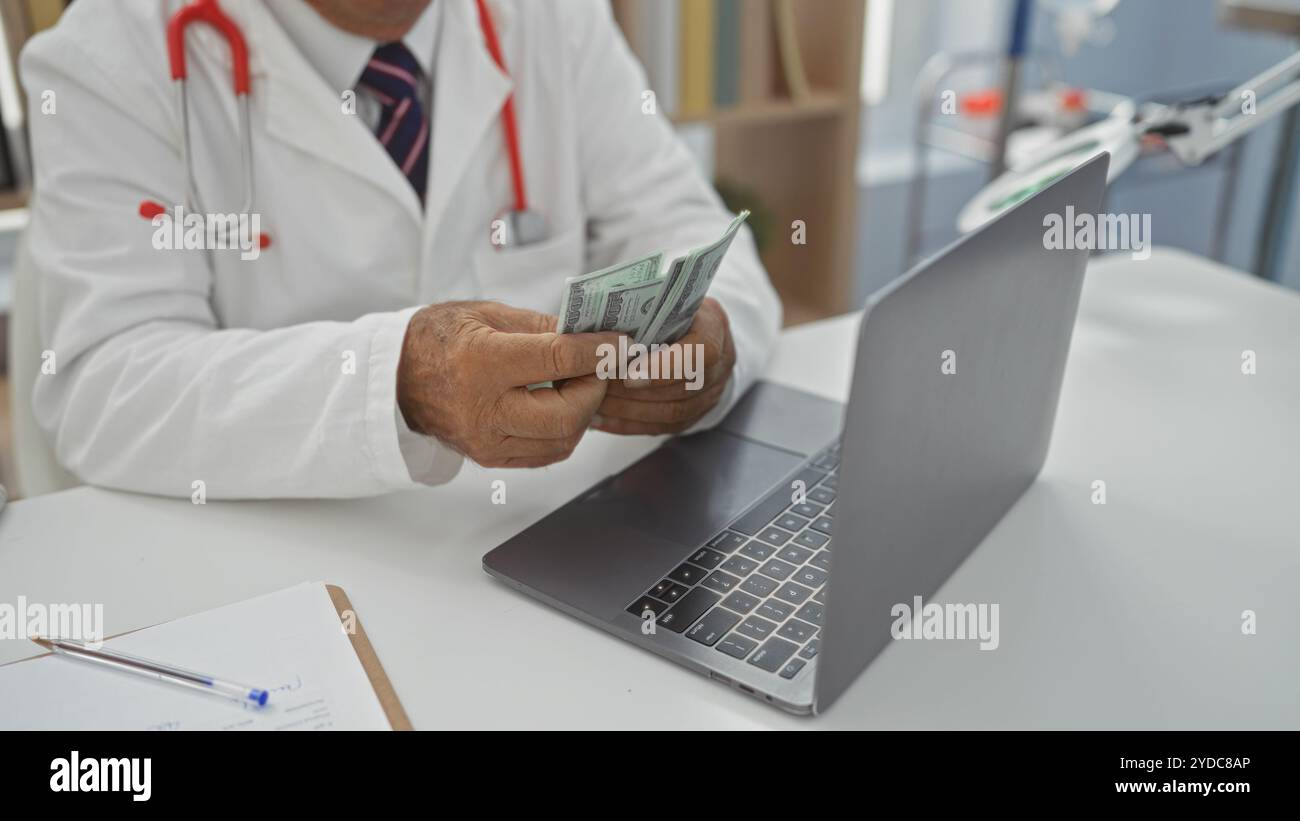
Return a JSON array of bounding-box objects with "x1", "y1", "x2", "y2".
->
[
  {"x1": 397, "y1": 301, "x2": 618, "y2": 467},
  {"x1": 592, "y1": 297, "x2": 735, "y2": 436}
]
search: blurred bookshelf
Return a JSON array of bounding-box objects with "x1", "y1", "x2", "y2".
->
[
  {"x1": 612, "y1": 0, "x2": 866, "y2": 324},
  {"x1": 0, "y1": 0, "x2": 66, "y2": 208},
  {"x1": 0, "y1": 0, "x2": 57, "y2": 490}
]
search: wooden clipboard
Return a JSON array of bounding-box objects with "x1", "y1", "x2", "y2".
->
[
  {"x1": 3, "y1": 583, "x2": 412, "y2": 730},
  {"x1": 326, "y1": 584, "x2": 412, "y2": 731}
]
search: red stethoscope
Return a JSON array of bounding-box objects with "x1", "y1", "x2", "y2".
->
[{"x1": 139, "y1": 0, "x2": 544, "y2": 250}]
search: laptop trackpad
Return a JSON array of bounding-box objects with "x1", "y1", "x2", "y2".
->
[{"x1": 580, "y1": 432, "x2": 805, "y2": 546}]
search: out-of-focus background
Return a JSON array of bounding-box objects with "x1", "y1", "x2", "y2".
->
[{"x1": 1, "y1": 0, "x2": 1297, "y2": 497}]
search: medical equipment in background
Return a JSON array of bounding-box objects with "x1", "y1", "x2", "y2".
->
[
  {"x1": 959, "y1": 50, "x2": 1300, "y2": 233},
  {"x1": 139, "y1": 0, "x2": 546, "y2": 250},
  {"x1": 1219, "y1": 0, "x2": 1300, "y2": 279},
  {"x1": 1042, "y1": 0, "x2": 1121, "y2": 56},
  {"x1": 905, "y1": 0, "x2": 1130, "y2": 266}
]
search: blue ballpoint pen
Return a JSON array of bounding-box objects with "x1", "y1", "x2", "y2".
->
[{"x1": 31, "y1": 636, "x2": 270, "y2": 707}]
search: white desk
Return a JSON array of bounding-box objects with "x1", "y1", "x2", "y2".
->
[{"x1": 2, "y1": 248, "x2": 1298, "y2": 729}]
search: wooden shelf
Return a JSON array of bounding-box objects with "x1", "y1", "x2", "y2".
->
[
  {"x1": 0, "y1": 188, "x2": 28, "y2": 212},
  {"x1": 614, "y1": 0, "x2": 866, "y2": 320},
  {"x1": 780, "y1": 298, "x2": 830, "y2": 328}
]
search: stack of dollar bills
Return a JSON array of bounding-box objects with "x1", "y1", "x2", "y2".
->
[{"x1": 556, "y1": 211, "x2": 749, "y2": 344}]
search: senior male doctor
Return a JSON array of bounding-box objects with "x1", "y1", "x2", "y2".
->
[{"x1": 20, "y1": 0, "x2": 780, "y2": 498}]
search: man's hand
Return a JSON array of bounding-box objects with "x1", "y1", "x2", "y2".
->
[
  {"x1": 398, "y1": 301, "x2": 617, "y2": 468},
  {"x1": 593, "y1": 297, "x2": 736, "y2": 435}
]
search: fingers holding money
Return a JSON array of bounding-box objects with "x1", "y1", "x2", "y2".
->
[
  {"x1": 592, "y1": 379, "x2": 728, "y2": 435},
  {"x1": 398, "y1": 301, "x2": 612, "y2": 468},
  {"x1": 612, "y1": 298, "x2": 733, "y2": 394},
  {"x1": 489, "y1": 328, "x2": 622, "y2": 387},
  {"x1": 470, "y1": 376, "x2": 608, "y2": 467},
  {"x1": 494, "y1": 374, "x2": 608, "y2": 439},
  {"x1": 595, "y1": 301, "x2": 735, "y2": 435}
]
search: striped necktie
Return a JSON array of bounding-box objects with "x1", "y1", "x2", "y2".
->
[{"x1": 358, "y1": 42, "x2": 430, "y2": 202}]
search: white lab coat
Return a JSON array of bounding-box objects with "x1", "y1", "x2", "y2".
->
[{"x1": 21, "y1": 0, "x2": 781, "y2": 499}]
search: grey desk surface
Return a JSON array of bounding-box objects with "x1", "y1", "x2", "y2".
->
[{"x1": 2, "y1": 248, "x2": 1297, "y2": 728}]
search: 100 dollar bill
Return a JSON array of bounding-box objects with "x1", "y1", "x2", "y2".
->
[
  {"x1": 638, "y1": 210, "x2": 749, "y2": 344},
  {"x1": 554, "y1": 210, "x2": 750, "y2": 343},
  {"x1": 556, "y1": 251, "x2": 664, "y2": 335}
]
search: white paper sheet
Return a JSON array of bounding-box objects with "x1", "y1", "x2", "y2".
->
[{"x1": 0, "y1": 582, "x2": 392, "y2": 730}]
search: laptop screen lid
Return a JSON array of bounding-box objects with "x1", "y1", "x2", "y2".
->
[{"x1": 813, "y1": 154, "x2": 1110, "y2": 713}]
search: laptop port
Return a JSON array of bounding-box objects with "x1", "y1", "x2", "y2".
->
[{"x1": 709, "y1": 671, "x2": 731, "y2": 685}]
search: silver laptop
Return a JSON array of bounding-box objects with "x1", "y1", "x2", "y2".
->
[{"x1": 483, "y1": 154, "x2": 1109, "y2": 715}]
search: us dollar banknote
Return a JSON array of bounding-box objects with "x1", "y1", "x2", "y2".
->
[
  {"x1": 638, "y1": 210, "x2": 749, "y2": 344},
  {"x1": 556, "y1": 251, "x2": 664, "y2": 335},
  {"x1": 553, "y1": 210, "x2": 749, "y2": 342}
]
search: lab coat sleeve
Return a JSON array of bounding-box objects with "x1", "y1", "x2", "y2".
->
[
  {"x1": 565, "y1": 0, "x2": 783, "y2": 429},
  {"x1": 20, "y1": 31, "x2": 461, "y2": 499}
]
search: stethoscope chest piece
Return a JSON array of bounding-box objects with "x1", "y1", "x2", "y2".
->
[{"x1": 500, "y1": 208, "x2": 548, "y2": 249}]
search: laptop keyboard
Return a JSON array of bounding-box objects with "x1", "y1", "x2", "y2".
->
[{"x1": 625, "y1": 439, "x2": 840, "y2": 681}]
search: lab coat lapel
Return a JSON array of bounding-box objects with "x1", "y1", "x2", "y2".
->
[
  {"x1": 425, "y1": 0, "x2": 513, "y2": 237},
  {"x1": 232, "y1": 0, "x2": 424, "y2": 228}
]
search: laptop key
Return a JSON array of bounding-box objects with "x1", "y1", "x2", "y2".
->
[
  {"x1": 821, "y1": 476, "x2": 838, "y2": 491},
  {"x1": 735, "y1": 615, "x2": 779, "y2": 641},
  {"x1": 779, "y1": 658, "x2": 807, "y2": 679},
  {"x1": 791, "y1": 502, "x2": 822, "y2": 519},
  {"x1": 812, "y1": 590, "x2": 826, "y2": 604},
  {"x1": 649, "y1": 579, "x2": 674, "y2": 599},
  {"x1": 794, "y1": 566, "x2": 828, "y2": 589},
  {"x1": 810, "y1": 551, "x2": 832, "y2": 571},
  {"x1": 739, "y1": 540, "x2": 775, "y2": 562},
  {"x1": 798, "y1": 638, "x2": 820, "y2": 659},
  {"x1": 720, "y1": 590, "x2": 762, "y2": 615},
  {"x1": 700, "y1": 571, "x2": 742, "y2": 594},
  {"x1": 778, "y1": 544, "x2": 814, "y2": 565},
  {"x1": 730, "y1": 466, "x2": 825, "y2": 535},
  {"x1": 720, "y1": 556, "x2": 758, "y2": 577},
  {"x1": 810, "y1": 517, "x2": 834, "y2": 535},
  {"x1": 757, "y1": 526, "x2": 794, "y2": 548},
  {"x1": 775, "y1": 582, "x2": 814, "y2": 606},
  {"x1": 627, "y1": 597, "x2": 668, "y2": 618},
  {"x1": 748, "y1": 637, "x2": 800, "y2": 673},
  {"x1": 794, "y1": 530, "x2": 829, "y2": 550},
  {"x1": 797, "y1": 602, "x2": 825, "y2": 626},
  {"x1": 740, "y1": 574, "x2": 778, "y2": 597},
  {"x1": 758, "y1": 558, "x2": 797, "y2": 582},
  {"x1": 809, "y1": 487, "x2": 836, "y2": 505},
  {"x1": 657, "y1": 587, "x2": 721, "y2": 632},
  {"x1": 777, "y1": 618, "x2": 817, "y2": 644},
  {"x1": 669, "y1": 562, "x2": 708, "y2": 586},
  {"x1": 689, "y1": 548, "x2": 726, "y2": 570},
  {"x1": 717, "y1": 633, "x2": 758, "y2": 660},
  {"x1": 757, "y1": 600, "x2": 795, "y2": 622},
  {"x1": 708, "y1": 531, "x2": 748, "y2": 552},
  {"x1": 776, "y1": 513, "x2": 810, "y2": 533},
  {"x1": 656, "y1": 582, "x2": 690, "y2": 603},
  {"x1": 686, "y1": 607, "x2": 742, "y2": 646}
]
